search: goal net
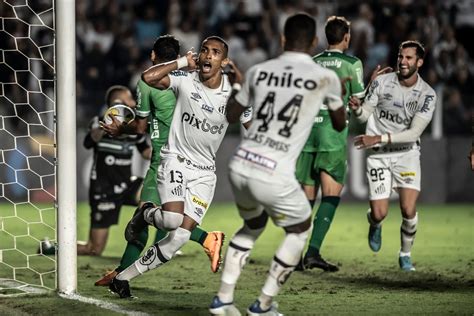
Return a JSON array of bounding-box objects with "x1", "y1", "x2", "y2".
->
[{"x1": 0, "y1": 0, "x2": 57, "y2": 295}]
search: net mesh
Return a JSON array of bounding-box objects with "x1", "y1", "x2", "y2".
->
[{"x1": 0, "y1": 0, "x2": 56, "y2": 295}]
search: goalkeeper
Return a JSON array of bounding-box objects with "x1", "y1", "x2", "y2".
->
[{"x1": 96, "y1": 35, "x2": 224, "y2": 286}]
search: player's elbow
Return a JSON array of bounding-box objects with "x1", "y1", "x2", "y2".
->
[
  {"x1": 333, "y1": 120, "x2": 346, "y2": 132},
  {"x1": 329, "y1": 107, "x2": 347, "y2": 132}
]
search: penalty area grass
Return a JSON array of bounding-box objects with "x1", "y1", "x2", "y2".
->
[{"x1": 0, "y1": 202, "x2": 473, "y2": 315}]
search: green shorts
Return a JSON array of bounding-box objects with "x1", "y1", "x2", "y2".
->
[
  {"x1": 295, "y1": 148, "x2": 347, "y2": 186},
  {"x1": 140, "y1": 163, "x2": 161, "y2": 205}
]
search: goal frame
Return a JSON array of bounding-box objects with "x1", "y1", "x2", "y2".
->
[{"x1": 55, "y1": 0, "x2": 77, "y2": 295}]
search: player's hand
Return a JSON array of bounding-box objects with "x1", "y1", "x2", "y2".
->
[
  {"x1": 370, "y1": 65, "x2": 393, "y2": 82},
  {"x1": 185, "y1": 49, "x2": 198, "y2": 70},
  {"x1": 354, "y1": 134, "x2": 381, "y2": 149},
  {"x1": 348, "y1": 96, "x2": 361, "y2": 111},
  {"x1": 226, "y1": 60, "x2": 243, "y2": 84},
  {"x1": 100, "y1": 115, "x2": 123, "y2": 137}
]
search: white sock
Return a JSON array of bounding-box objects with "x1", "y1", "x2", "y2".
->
[
  {"x1": 116, "y1": 227, "x2": 191, "y2": 281},
  {"x1": 400, "y1": 213, "x2": 418, "y2": 254},
  {"x1": 219, "y1": 225, "x2": 264, "y2": 303},
  {"x1": 260, "y1": 230, "x2": 310, "y2": 306}
]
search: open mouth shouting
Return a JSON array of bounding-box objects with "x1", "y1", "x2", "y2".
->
[{"x1": 201, "y1": 61, "x2": 212, "y2": 73}]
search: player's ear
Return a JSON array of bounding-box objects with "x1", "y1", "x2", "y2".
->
[
  {"x1": 311, "y1": 36, "x2": 318, "y2": 51},
  {"x1": 150, "y1": 51, "x2": 156, "y2": 62},
  {"x1": 280, "y1": 34, "x2": 286, "y2": 49},
  {"x1": 417, "y1": 58, "x2": 424, "y2": 68},
  {"x1": 221, "y1": 57, "x2": 230, "y2": 68}
]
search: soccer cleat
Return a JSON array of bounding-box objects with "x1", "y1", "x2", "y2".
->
[
  {"x1": 125, "y1": 202, "x2": 154, "y2": 244},
  {"x1": 294, "y1": 257, "x2": 305, "y2": 271},
  {"x1": 399, "y1": 256, "x2": 416, "y2": 271},
  {"x1": 203, "y1": 231, "x2": 225, "y2": 273},
  {"x1": 209, "y1": 296, "x2": 241, "y2": 315},
  {"x1": 109, "y1": 277, "x2": 132, "y2": 298},
  {"x1": 95, "y1": 270, "x2": 118, "y2": 286},
  {"x1": 247, "y1": 300, "x2": 283, "y2": 316},
  {"x1": 303, "y1": 253, "x2": 339, "y2": 272},
  {"x1": 368, "y1": 224, "x2": 382, "y2": 252}
]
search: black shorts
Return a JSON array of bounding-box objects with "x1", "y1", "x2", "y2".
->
[{"x1": 89, "y1": 177, "x2": 143, "y2": 228}]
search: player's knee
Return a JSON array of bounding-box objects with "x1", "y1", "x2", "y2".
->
[
  {"x1": 160, "y1": 211, "x2": 184, "y2": 231},
  {"x1": 370, "y1": 206, "x2": 388, "y2": 222},
  {"x1": 400, "y1": 203, "x2": 416, "y2": 218}
]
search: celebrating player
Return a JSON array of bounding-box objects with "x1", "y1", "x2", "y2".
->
[
  {"x1": 350, "y1": 40, "x2": 437, "y2": 271},
  {"x1": 95, "y1": 35, "x2": 225, "y2": 286},
  {"x1": 108, "y1": 36, "x2": 250, "y2": 298},
  {"x1": 295, "y1": 16, "x2": 366, "y2": 272},
  {"x1": 209, "y1": 13, "x2": 346, "y2": 315}
]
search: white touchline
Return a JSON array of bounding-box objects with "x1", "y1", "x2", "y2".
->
[{"x1": 60, "y1": 293, "x2": 151, "y2": 316}]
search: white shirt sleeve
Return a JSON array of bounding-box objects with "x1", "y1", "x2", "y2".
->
[
  {"x1": 356, "y1": 77, "x2": 382, "y2": 123},
  {"x1": 390, "y1": 115, "x2": 431, "y2": 143},
  {"x1": 168, "y1": 70, "x2": 188, "y2": 93}
]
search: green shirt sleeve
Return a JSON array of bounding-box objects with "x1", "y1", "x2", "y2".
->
[
  {"x1": 350, "y1": 59, "x2": 365, "y2": 99},
  {"x1": 136, "y1": 79, "x2": 151, "y2": 118}
]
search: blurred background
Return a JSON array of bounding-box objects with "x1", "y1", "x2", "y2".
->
[{"x1": 0, "y1": 0, "x2": 473, "y2": 204}]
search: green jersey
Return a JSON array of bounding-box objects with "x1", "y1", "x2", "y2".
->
[
  {"x1": 135, "y1": 79, "x2": 176, "y2": 165},
  {"x1": 302, "y1": 50, "x2": 365, "y2": 152}
]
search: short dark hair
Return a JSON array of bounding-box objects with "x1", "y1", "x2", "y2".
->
[
  {"x1": 284, "y1": 13, "x2": 316, "y2": 50},
  {"x1": 325, "y1": 16, "x2": 350, "y2": 45},
  {"x1": 105, "y1": 85, "x2": 128, "y2": 106},
  {"x1": 399, "y1": 40, "x2": 425, "y2": 59},
  {"x1": 153, "y1": 34, "x2": 180, "y2": 62},
  {"x1": 202, "y1": 36, "x2": 229, "y2": 57}
]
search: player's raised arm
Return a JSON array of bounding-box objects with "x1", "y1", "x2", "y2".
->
[
  {"x1": 225, "y1": 60, "x2": 247, "y2": 124},
  {"x1": 142, "y1": 50, "x2": 197, "y2": 90}
]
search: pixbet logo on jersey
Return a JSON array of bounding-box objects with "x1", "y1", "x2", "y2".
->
[
  {"x1": 181, "y1": 112, "x2": 224, "y2": 134},
  {"x1": 379, "y1": 109, "x2": 410, "y2": 126}
]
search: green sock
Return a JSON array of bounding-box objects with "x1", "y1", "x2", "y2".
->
[
  {"x1": 153, "y1": 229, "x2": 168, "y2": 243},
  {"x1": 190, "y1": 226, "x2": 208, "y2": 245},
  {"x1": 117, "y1": 227, "x2": 148, "y2": 272},
  {"x1": 307, "y1": 196, "x2": 340, "y2": 253}
]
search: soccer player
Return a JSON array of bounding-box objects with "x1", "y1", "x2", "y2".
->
[
  {"x1": 79, "y1": 85, "x2": 151, "y2": 256},
  {"x1": 209, "y1": 13, "x2": 346, "y2": 315},
  {"x1": 108, "y1": 36, "x2": 250, "y2": 298},
  {"x1": 294, "y1": 16, "x2": 365, "y2": 272},
  {"x1": 95, "y1": 35, "x2": 225, "y2": 286},
  {"x1": 350, "y1": 40, "x2": 437, "y2": 271}
]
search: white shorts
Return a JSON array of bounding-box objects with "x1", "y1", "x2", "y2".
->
[
  {"x1": 229, "y1": 171, "x2": 311, "y2": 227},
  {"x1": 366, "y1": 150, "x2": 421, "y2": 200},
  {"x1": 157, "y1": 154, "x2": 216, "y2": 225}
]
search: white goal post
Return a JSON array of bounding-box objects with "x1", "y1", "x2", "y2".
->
[
  {"x1": 56, "y1": 0, "x2": 77, "y2": 295},
  {"x1": 0, "y1": 0, "x2": 76, "y2": 295}
]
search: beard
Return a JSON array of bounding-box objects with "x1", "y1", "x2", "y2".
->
[{"x1": 397, "y1": 63, "x2": 418, "y2": 79}]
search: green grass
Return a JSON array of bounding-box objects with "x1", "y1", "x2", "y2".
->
[{"x1": 1, "y1": 202, "x2": 473, "y2": 315}]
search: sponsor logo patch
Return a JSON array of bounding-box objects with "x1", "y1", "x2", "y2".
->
[
  {"x1": 400, "y1": 172, "x2": 416, "y2": 177},
  {"x1": 140, "y1": 246, "x2": 157, "y2": 265},
  {"x1": 192, "y1": 196, "x2": 208, "y2": 209}
]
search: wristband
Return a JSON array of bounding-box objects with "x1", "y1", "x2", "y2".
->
[
  {"x1": 176, "y1": 56, "x2": 188, "y2": 69},
  {"x1": 380, "y1": 134, "x2": 391, "y2": 144},
  {"x1": 232, "y1": 83, "x2": 242, "y2": 92}
]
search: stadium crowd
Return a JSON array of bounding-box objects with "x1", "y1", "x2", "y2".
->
[
  {"x1": 73, "y1": 0, "x2": 473, "y2": 133},
  {"x1": 0, "y1": 0, "x2": 472, "y2": 133}
]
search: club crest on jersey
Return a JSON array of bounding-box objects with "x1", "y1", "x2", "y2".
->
[
  {"x1": 201, "y1": 104, "x2": 214, "y2": 113},
  {"x1": 218, "y1": 104, "x2": 226, "y2": 115}
]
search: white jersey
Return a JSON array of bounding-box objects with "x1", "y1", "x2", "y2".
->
[
  {"x1": 230, "y1": 51, "x2": 343, "y2": 181},
  {"x1": 364, "y1": 72, "x2": 436, "y2": 156},
  {"x1": 161, "y1": 71, "x2": 251, "y2": 169}
]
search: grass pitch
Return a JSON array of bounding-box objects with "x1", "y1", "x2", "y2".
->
[{"x1": 0, "y1": 202, "x2": 473, "y2": 315}]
